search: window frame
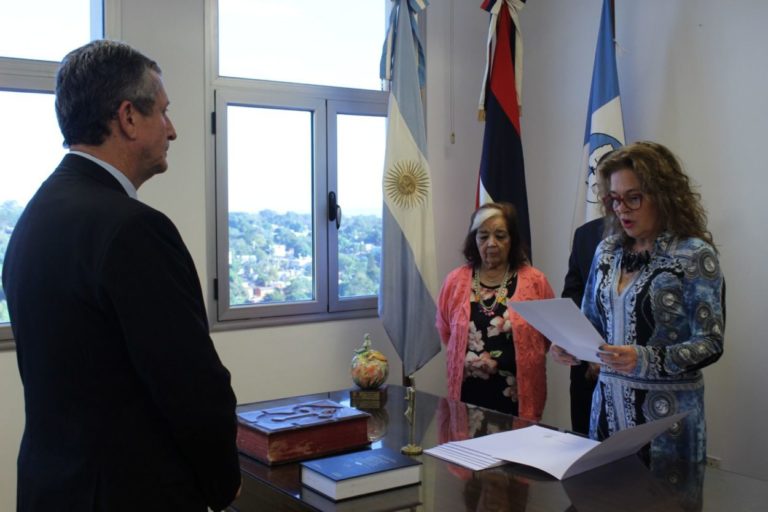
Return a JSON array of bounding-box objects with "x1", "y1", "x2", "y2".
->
[
  {"x1": 0, "y1": 84, "x2": 58, "y2": 347},
  {"x1": 207, "y1": 2, "x2": 390, "y2": 330},
  {"x1": 0, "y1": 1, "x2": 118, "y2": 348},
  {"x1": 214, "y1": 88, "x2": 330, "y2": 320},
  {"x1": 327, "y1": 100, "x2": 387, "y2": 314},
  {"x1": 210, "y1": 80, "x2": 388, "y2": 329}
]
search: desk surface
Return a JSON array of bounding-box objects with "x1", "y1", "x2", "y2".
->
[{"x1": 229, "y1": 386, "x2": 767, "y2": 512}]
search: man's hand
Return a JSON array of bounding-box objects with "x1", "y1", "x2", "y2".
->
[
  {"x1": 550, "y1": 345, "x2": 581, "y2": 366},
  {"x1": 585, "y1": 362, "x2": 601, "y2": 380}
]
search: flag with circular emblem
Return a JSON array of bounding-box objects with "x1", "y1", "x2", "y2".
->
[
  {"x1": 379, "y1": 0, "x2": 440, "y2": 377},
  {"x1": 571, "y1": 0, "x2": 625, "y2": 231}
]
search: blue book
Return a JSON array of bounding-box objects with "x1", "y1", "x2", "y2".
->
[{"x1": 300, "y1": 447, "x2": 422, "y2": 501}]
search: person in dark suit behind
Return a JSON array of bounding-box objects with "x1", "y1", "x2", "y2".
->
[
  {"x1": 561, "y1": 216, "x2": 605, "y2": 435},
  {"x1": 2, "y1": 40, "x2": 241, "y2": 511}
]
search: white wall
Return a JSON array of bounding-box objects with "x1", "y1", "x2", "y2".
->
[{"x1": 2, "y1": 0, "x2": 766, "y2": 508}]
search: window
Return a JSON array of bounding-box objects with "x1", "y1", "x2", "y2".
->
[
  {"x1": 217, "y1": 0, "x2": 386, "y2": 90},
  {"x1": 212, "y1": 0, "x2": 389, "y2": 325},
  {"x1": 0, "y1": 1, "x2": 106, "y2": 344},
  {"x1": 0, "y1": 0, "x2": 103, "y2": 62}
]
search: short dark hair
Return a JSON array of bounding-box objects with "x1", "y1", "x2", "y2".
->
[
  {"x1": 462, "y1": 202, "x2": 528, "y2": 269},
  {"x1": 55, "y1": 40, "x2": 162, "y2": 147}
]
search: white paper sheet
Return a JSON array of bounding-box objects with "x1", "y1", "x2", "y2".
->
[
  {"x1": 425, "y1": 412, "x2": 688, "y2": 480},
  {"x1": 456, "y1": 425, "x2": 599, "y2": 479},
  {"x1": 423, "y1": 443, "x2": 504, "y2": 471},
  {"x1": 508, "y1": 298, "x2": 605, "y2": 363}
]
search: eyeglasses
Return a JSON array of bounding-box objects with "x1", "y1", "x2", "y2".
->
[{"x1": 602, "y1": 192, "x2": 644, "y2": 211}]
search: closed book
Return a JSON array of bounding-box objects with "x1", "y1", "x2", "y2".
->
[
  {"x1": 236, "y1": 399, "x2": 370, "y2": 465},
  {"x1": 300, "y1": 483, "x2": 421, "y2": 512},
  {"x1": 300, "y1": 447, "x2": 422, "y2": 501}
]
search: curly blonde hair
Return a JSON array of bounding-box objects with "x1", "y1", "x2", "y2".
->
[{"x1": 596, "y1": 141, "x2": 714, "y2": 247}]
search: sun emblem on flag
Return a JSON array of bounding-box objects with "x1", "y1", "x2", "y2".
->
[{"x1": 384, "y1": 159, "x2": 430, "y2": 209}]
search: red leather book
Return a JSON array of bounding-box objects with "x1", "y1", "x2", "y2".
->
[{"x1": 236, "y1": 399, "x2": 371, "y2": 465}]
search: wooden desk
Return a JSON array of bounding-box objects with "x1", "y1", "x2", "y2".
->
[{"x1": 229, "y1": 386, "x2": 767, "y2": 511}]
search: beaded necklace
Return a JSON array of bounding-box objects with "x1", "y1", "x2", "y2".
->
[
  {"x1": 472, "y1": 266, "x2": 515, "y2": 317},
  {"x1": 620, "y1": 249, "x2": 651, "y2": 273}
]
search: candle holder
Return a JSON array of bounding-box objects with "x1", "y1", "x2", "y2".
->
[{"x1": 401, "y1": 381, "x2": 423, "y2": 455}]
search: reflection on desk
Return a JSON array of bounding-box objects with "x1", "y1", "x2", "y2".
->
[{"x1": 229, "y1": 385, "x2": 768, "y2": 512}]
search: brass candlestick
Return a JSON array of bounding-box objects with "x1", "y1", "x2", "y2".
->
[{"x1": 401, "y1": 380, "x2": 423, "y2": 455}]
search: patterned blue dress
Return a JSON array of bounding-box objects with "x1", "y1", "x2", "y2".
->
[{"x1": 583, "y1": 232, "x2": 724, "y2": 462}]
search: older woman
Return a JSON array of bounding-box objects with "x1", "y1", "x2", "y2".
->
[
  {"x1": 436, "y1": 202, "x2": 554, "y2": 421},
  {"x1": 552, "y1": 141, "x2": 725, "y2": 462}
]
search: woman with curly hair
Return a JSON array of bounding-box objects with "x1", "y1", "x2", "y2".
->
[{"x1": 551, "y1": 141, "x2": 725, "y2": 462}]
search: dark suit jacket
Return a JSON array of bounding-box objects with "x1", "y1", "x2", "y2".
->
[
  {"x1": 2, "y1": 154, "x2": 240, "y2": 511},
  {"x1": 561, "y1": 217, "x2": 605, "y2": 434},
  {"x1": 562, "y1": 217, "x2": 605, "y2": 307}
]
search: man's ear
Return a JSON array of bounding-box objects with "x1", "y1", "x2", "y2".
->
[{"x1": 115, "y1": 100, "x2": 139, "y2": 140}]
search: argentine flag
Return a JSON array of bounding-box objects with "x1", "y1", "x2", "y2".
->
[
  {"x1": 572, "y1": 0, "x2": 625, "y2": 228},
  {"x1": 379, "y1": 0, "x2": 440, "y2": 377}
]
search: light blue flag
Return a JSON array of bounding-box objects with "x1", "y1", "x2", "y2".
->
[
  {"x1": 572, "y1": 0, "x2": 625, "y2": 228},
  {"x1": 379, "y1": 0, "x2": 440, "y2": 377}
]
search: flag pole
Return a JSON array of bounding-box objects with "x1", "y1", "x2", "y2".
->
[
  {"x1": 379, "y1": 0, "x2": 439, "y2": 457},
  {"x1": 610, "y1": 0, "x2": 615, "y2": 35},
  {"x1": 401, "y1": 368, "x2": 420, "y2": 454}
]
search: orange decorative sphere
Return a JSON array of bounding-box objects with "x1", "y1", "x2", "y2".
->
[{"x1": 350, "y1": 334, "x2": 389, "y2": 390}]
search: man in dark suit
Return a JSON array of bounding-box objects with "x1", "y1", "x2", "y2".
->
[
  {"x1": 2, "y1": 40, "x2": 240, "y2": 511},
  {"x1": 561, "y1": 217, "x2": 605, "y2": 435}
]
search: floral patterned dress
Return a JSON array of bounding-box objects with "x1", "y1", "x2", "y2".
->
[{"x1": 461, "y1": 274, "x2": 519, "y2": 415}]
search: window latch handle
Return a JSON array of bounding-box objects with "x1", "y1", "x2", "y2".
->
[{"x1": 328, "y1": 191, "x2": 341, "y2": 229}]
